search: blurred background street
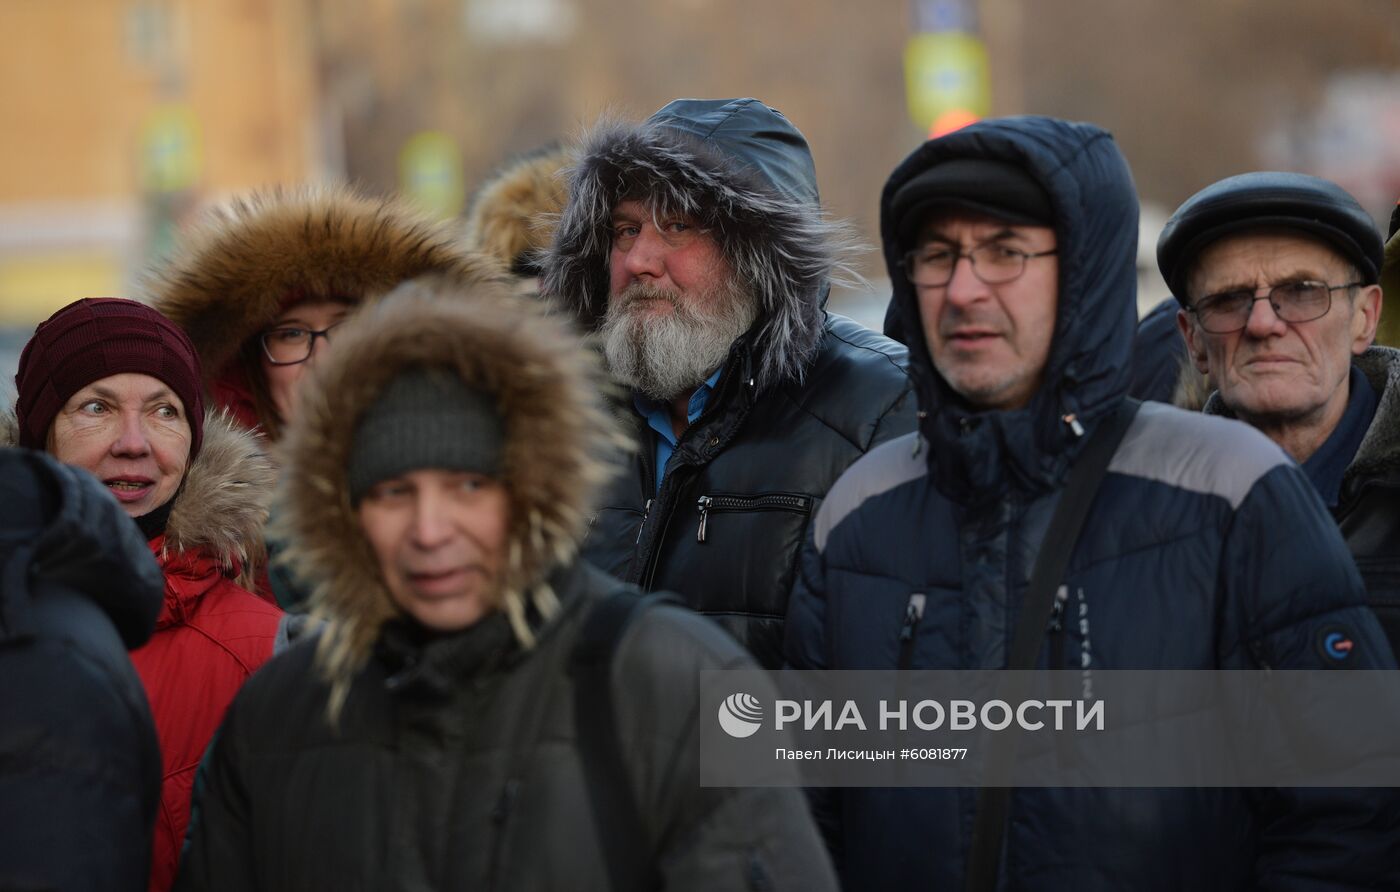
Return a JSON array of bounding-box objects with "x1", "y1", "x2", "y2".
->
[{"x1": 2, "y1": 0, "x2": 1398, "y2": 402}]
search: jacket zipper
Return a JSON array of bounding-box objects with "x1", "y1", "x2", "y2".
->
[
  {"x1": 695, "y1": 493, "x2": 813, "y2": 543},
  {"x1": 898, "y1": 593, "x2": 926, "y2": 670},
  {"x1": 635, "y1": 499, "x2": 653, "y2": 545},
  {"x1": 1047, "y1": 585, "x2": 1069, "y2": 670},
  {"x1": 486, "y1": 778, "x2": 520, "y2": 891}
]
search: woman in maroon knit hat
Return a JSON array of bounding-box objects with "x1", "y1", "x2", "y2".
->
[{"x1": 6, "y1": 297, "x2": 284, "y2": 892}]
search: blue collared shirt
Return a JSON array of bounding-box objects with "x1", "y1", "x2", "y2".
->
[
  {"x1": 633, "y1": 367, "x2": 723, "y2": 493},
  {"x1": 1301, "y1": 365, "x2": 1379, "y2": 509}
]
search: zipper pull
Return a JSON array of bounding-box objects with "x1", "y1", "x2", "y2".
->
[
  {"x1": 635, "y1": 498, "x2": 653, "y2": 545},
  {"x1": 1062, "y1": 413, "x2": 1085, "y2": 437},
  {"x1": 492, "y1": 779, "x2": 520, "y2": 825},
  {"x1": 1048, "y1": 584, "x2": 1068, "y2": 632},
  {"x1": 900, "y1": 593, "x2": 926, "y2": 641},
  {"x1": 696, "y1": 495, "x2": 713, "y2": 543}
]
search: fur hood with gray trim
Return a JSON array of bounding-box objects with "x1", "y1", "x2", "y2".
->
[
  {"x1": 147, "y1": 184, "x2": 505, "y2": 432},
  {"x1": 271, "y1": 276, "x2": 622, "y2": 713},
  {"x1": 542, "y1": 98, "x2": 855, "y2": 390},
  {"x1": 1, "y1": 409, "x2": 275, "y2": 589}
]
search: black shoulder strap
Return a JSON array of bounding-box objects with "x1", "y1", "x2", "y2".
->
[
  {"x1": 571, "y1": 588, "x2": 674, "y2": 892},
  {"x1": 963, "y1": 398, "x2": 1141, "y2": 892}
]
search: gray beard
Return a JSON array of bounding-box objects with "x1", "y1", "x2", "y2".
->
[{"x1": 600, "y1": 279, "x2": 759, "y2": 401}]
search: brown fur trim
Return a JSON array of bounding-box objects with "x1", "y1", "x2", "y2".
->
[
  {"x1": 163, "y1": 410, "x2": 276, "y2": 589},
  {"x1": 146, "y1": 183, "x2": 507, "y2": 385},
  {"x1": 464, "y1": 146, "x2": 572, "y2": 276},
  {"x1": 271, "y1": 276, "x2": 624, "y2": 717},
  {"x1": 0, "y1": 407, "x2": 272, "y2": 588}
]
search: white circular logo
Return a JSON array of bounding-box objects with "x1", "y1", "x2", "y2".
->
[{"x1": 718, "y1": 692, "x2": 764, "y2": 738}]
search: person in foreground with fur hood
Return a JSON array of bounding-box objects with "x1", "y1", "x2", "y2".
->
[
  {"x1": 175, "y1": 278, "x2": 837, "y2": 891},
  {"x1": 543, "y1": 97, "x2": 916, "y2": 669},
  {"x1": 8, "y1": 297, "x2": 284, "y2": 892}
]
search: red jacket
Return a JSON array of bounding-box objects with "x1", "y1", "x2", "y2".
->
[
  {"x1": 131, "y1": 539, "x2": 282, "y2": 892},
  {"x1": 126, "y1": 412, "x2": 282, "y2": 892}
]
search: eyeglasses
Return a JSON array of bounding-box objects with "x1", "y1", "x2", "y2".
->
[
  {"x1": 259, "y1": 322, "x2": 343, "y2": 365},
  {"x1": 902, "y1": 243, "x2": 1057, "y2": 287},
  {"x1": 1188, "y1": 280, "x2": 1361, "y2": 334}
]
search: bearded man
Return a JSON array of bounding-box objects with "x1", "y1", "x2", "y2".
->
[{"x1": 544, "y1": 98, "x2": 916, "y2": 668}]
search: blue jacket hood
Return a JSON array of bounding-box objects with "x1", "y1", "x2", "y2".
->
[{"x1": 880, "y1": 116, "x2": 1139, "y2": 502}]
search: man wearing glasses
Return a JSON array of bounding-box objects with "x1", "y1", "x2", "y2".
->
[
  {"x1": 1158, "y1": 172, "x2": 1399, "y2": 655},
  {"x1": 784, "y1": 118, "x2": 1399, "y2": 890}
]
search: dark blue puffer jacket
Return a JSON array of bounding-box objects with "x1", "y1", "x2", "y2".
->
[
  {"x1": 0, "y1": 447, "x2": 164, "y2": 891},
  {"x1": 784, "y1": 117, "x2": 1400, "y2": 891}
]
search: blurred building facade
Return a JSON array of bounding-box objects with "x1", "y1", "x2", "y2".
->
[
  {"x1": 1, "y1": 0, "x2": 1397, "y2": 343},
  {"x1": 0, "y1": 0, "x2": 317, "y2": 328}
]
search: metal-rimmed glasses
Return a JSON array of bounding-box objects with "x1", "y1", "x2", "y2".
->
[
  {"x1": 1187, "y1": 280, "x2": 1361, "y2": 334},
  {"x1": 259, "y1": 322, "x2": 344, "y2": 365},
  {"x1": 902, "y1": 243, "x2": 1057, "y2": 287}
]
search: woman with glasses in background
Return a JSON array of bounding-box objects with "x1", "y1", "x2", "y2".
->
[
  {"x1": 151, "y1": 183, "x2": 501, "y2": 441},
  {"x1": 149, "y1": 184, "x2": 502, "y2": 608}
]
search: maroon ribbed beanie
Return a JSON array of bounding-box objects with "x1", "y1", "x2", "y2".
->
[{"x1": 15, "y1": 298, "x2": 205, "y2": 458}]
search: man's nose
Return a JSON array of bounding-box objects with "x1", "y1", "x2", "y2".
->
[
  {"x1": 1243, "y1": 293, "x2": 1288, "y2": 338},
  {"x1": 943, "y1": 253, "x2": 988, "y2": 308},
  {"x1": 410, "y1": 491, "x2": 452, "y2": 549},
  {"x1": 621, "y1": 225, "x2": 668, "y2": 279}
]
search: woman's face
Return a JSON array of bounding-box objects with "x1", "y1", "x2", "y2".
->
[
  {"x1": 259, "y1": 300, "x2": 350, "y2": 423},
  {"x1": 48, "y1": 372, "x2": 192, "y2": 518}
]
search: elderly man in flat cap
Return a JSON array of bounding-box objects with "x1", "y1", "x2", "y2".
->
[{"x1": 1160, "y1": 172, "x2": 1400, "y2": 655}]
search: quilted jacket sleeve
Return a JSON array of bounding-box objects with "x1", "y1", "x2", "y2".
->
[{"x1": 1222, "y1": 463, "x2": 1400, "y2": 889}]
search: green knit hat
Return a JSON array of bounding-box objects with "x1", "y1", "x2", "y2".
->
[{"x1": 347, "y1": 367, "x2": 504, "y2": 504}]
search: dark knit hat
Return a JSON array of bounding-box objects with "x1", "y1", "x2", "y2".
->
[
  {"x1": 890, "y1": 158, "x2": 1054, "y2": 249},
  {"x1": 346, "y1": 367, "x2": 505, "y2": 504},
  {"x1": 15, "y1": 298, "x2": 206, "y2": 457},
  {"x1": 1158, "y1": 171, "x2": 1384, "y2": 306}
]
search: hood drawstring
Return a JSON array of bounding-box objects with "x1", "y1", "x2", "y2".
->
[{"x1": 1062, "y1": 413, "x2": 1085, "y2": 438}]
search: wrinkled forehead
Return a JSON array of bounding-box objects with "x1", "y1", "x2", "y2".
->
[
  {"x1": 1188, "y1": 226, "x2": 1353, "y2": 297},
  {"x1": 913, "y1": 211, "x2": 1057, "y2": 247},
  {"x1": 610, "y1": 195, "x2": 701, "y2": 224},
  {"x1": 270, "y1": 297, "x2": 352, "y2": 329},
  {"x1": 63, "y1": 371, "x2": 184, "y2": 411}
]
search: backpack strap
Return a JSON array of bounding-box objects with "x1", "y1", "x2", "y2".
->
[
  {"x1": 571, "y1": 588, "x2": 678, "y2": 892},
  {"x1": 963, "y1": 398, "x2": 1141, "y2": 892}
]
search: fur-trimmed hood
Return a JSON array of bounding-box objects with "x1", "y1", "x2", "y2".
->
[
  {"x1": 147, "y1": 183, "x2": 505, "y2": 432},
  {"x1": 464, "y1": 144, "x2": 571, "y2": 277},
  {"x1": 272, "y1": 276, "x2": 622, "y2": 710},
  {"x1": 1, "y1": 408, "x2": 275, "y2": 589},
  {"x1": 542, "y1": 98, "x2": 855, "y2": 390}
]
